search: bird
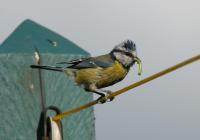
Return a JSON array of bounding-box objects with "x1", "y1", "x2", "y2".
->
[{"x1": 30, "y1": 39, "x2": 142, "y2": 103}]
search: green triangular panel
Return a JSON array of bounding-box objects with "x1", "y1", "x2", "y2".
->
[{"x1": 0, "y1": 19, "x2": 89, "y2": 55}]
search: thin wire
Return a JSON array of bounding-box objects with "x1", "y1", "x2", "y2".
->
[
  {"x1": 38, "y1": 60, "x2": 46, "y2": 111},
  {"x1": 53, "y1": 54, "x2": 200, "y2": 122},
  {"x1": 34, "y1": 47, "x2": 47, "y2": 137}
]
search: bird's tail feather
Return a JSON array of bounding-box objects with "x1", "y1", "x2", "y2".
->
[{"x1": 30, "y1": 65, "x2": 64, "y2": 72}]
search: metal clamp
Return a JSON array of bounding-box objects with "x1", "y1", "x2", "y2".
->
[{"x1": 37, "y1": 106, "x2": 63, "y2": 140}]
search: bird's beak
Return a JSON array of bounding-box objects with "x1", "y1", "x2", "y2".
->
[{"x1": 134, "y1": 57, "x2": 142, "y2": 75}]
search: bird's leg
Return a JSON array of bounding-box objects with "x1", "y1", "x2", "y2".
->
[
  {"x1": 90, "y1": 89, "x2": 107, "y2": 104},
  {"x1": 88, "y1": 84, "x2": 113, "y2": 103},
  {"x1": 91, "y1": 89, "x2": 105, "y2": 97},
  {"x1": 88, "y1": 84, "x2": 115, "y2": 103},
  {"x1": 96, "y1": 89, "x2": 115, "y2": 103}
]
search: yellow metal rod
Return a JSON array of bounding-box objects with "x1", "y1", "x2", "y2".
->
[{"x1": 53, "y1": 54, "x2": 200, "y2": 122}]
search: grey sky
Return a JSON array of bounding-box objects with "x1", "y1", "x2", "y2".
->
[{"x1": 1, "y1": 0, "x2": 200, "y2": 140}]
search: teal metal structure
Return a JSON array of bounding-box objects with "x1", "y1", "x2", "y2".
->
[{"x1": 0, "y1": 20, "x2": 95, "y2": 140}]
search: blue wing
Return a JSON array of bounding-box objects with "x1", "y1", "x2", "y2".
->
[{"x1": 58, "y1": 54, "x2": 115, "y2": 69}]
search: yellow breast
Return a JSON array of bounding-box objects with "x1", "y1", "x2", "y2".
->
[{"x1": 75, "y1": 61, "x2": 128, "y2": 88}]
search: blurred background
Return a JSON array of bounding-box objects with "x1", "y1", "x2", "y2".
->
[{"x1": 0, "y1": 0, "x2": 200, "y2": 139}]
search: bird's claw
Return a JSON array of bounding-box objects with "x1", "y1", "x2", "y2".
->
[
  {"x1": 97, "y1": 96, "x2": 107, "y2": 104},
  {"x1": 105, "y1": 90, "x2": 115, "y2": 102},
  {"x1": 97, "y1": 90, "x2": 115, "y2": 104}
]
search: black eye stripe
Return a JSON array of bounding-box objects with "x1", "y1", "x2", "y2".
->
[{"x1": 124, "y1": 52, "x2": 134, "y2": 57}]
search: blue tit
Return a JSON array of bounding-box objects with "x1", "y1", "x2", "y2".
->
[{"x1": 31, "y1": 39, "x2": 142, "y2": 103}]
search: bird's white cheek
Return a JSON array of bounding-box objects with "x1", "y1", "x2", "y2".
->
[{"x1": 122, "y1": 55, "x2": 133, "y2": 65}]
